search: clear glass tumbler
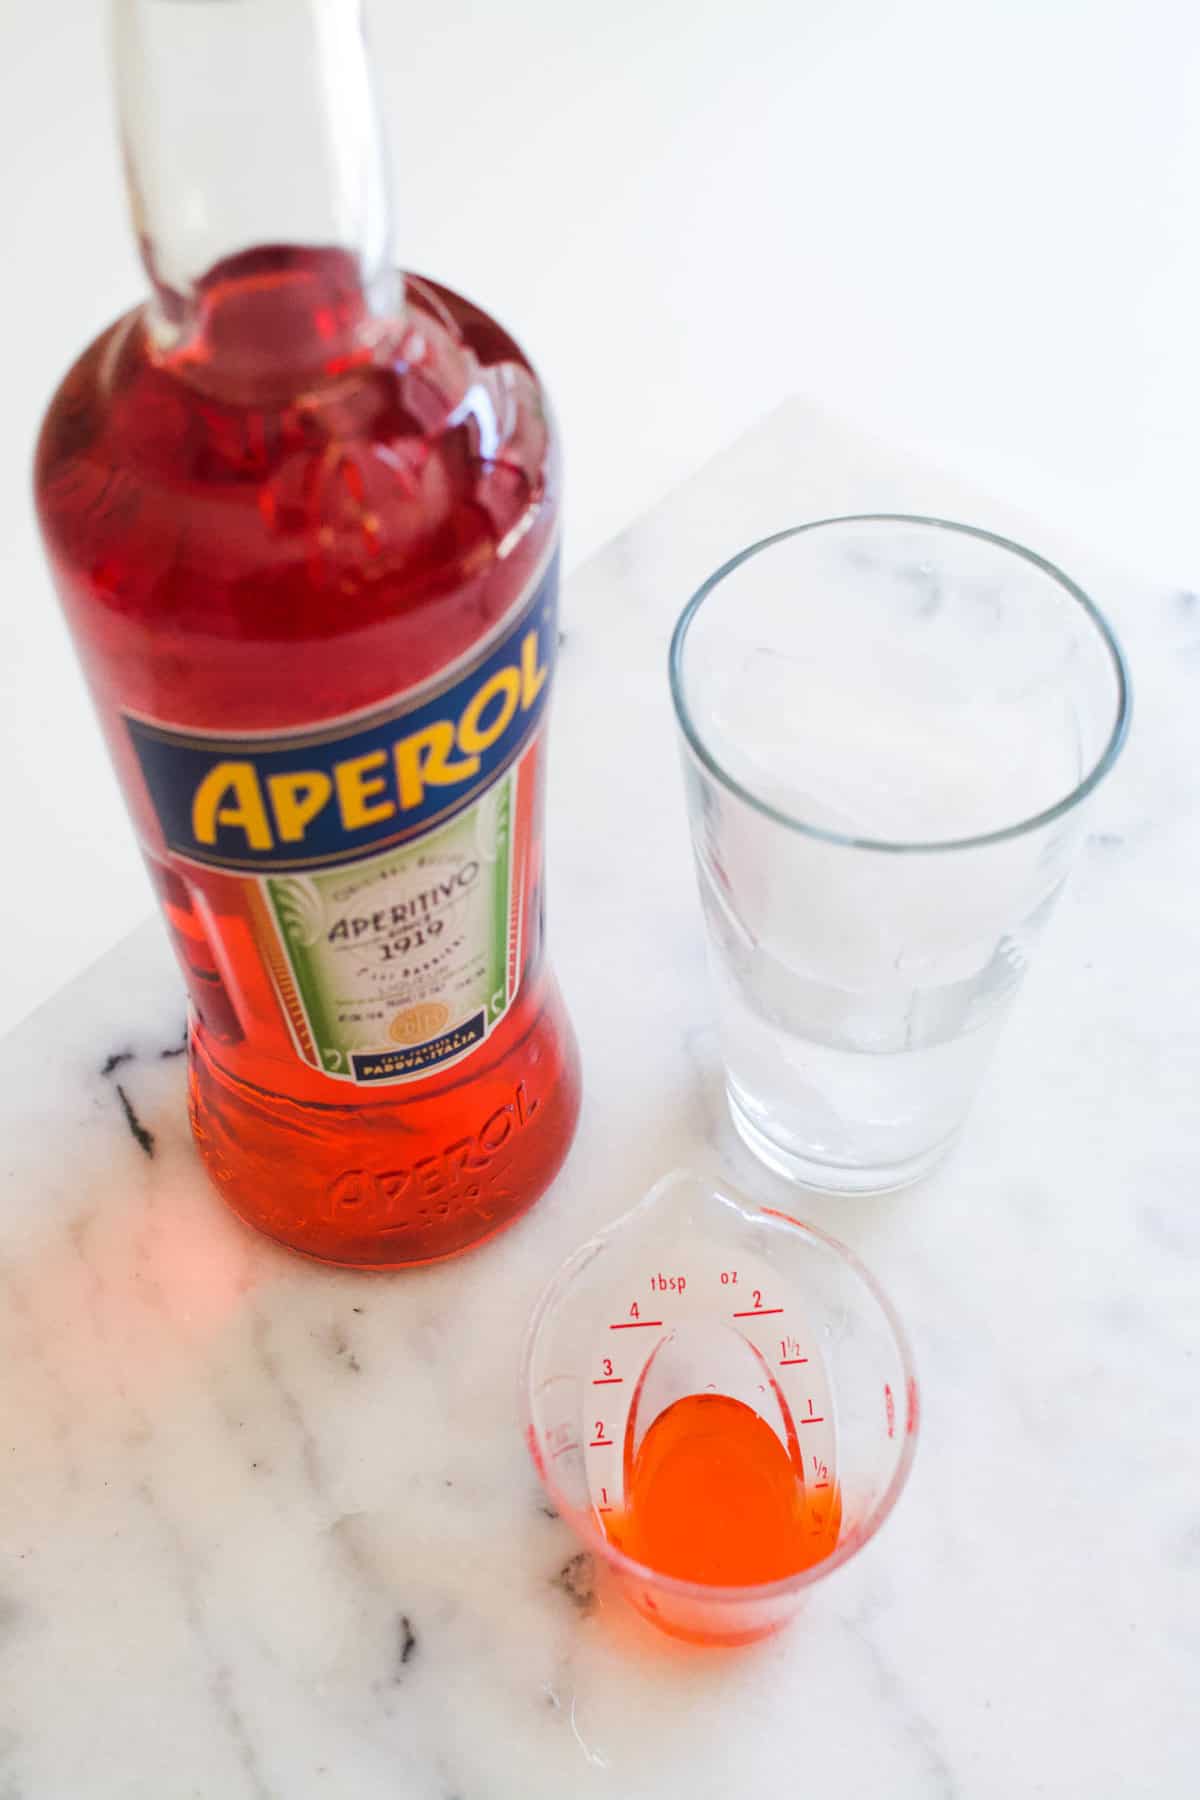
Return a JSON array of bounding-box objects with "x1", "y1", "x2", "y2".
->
[{"x1": 670, "y1": 516, "x2": 1131, "y2": 1193}]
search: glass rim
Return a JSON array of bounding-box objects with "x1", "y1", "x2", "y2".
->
[
  {"x1": 520, "y1": 1185, "x2": 920, "y2": 1609},
  {"x1": 668, "y1": 513, "x2": 1132, "y2": 856}
]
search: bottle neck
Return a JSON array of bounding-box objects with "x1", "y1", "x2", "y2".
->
[{"x1": 113, "y1": 0, "x2": 399, "y2": 381}]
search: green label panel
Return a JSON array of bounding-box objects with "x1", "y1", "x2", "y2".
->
[{"x1": 263, "y1": 773, "x2": 515, "y2": 1085}]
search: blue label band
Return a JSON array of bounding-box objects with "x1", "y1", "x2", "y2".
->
[{"x1": 125, "y1": 554, "x2": 558, "y2": 874}]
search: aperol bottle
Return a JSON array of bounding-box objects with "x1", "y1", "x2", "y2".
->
[{"x1": 34, "y1": 0, "x2": 580, "y2": 1266}]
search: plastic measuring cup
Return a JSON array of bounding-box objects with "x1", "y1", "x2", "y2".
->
[{"x1": 523, "y1": 1170, "x2": 918, "y2": 1645}]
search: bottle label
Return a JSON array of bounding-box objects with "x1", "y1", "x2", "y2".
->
[{"x1": 125, "y1": 550, "x2": 557, "y2": 1084}]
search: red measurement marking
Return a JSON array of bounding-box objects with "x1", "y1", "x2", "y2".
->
[
  {"x1": 597, "y1": 1506, "x2": 614, "y2": 1514},
  {"x1": 609, "y1": 1320, "x2": 664, "y2": 1330},
  {"x1": 733, "y1": 1307, "x2": 783, "y2": 1317},
  {"x1": 550, "y1": 1441, "x2": 579, "y2": 1459},
  {"x1": 813, "y1": 1480, "x2": 831, "y2": 1489},
  {"x1": 779, "y1": 1356, "x2": 809, "y2": 1365},
  {"x1": 799, "y1": 1416, "x2": 826, "y2": 1426},
  {"x1": 589, "y1": 1436, "x2": 614, "y2": 1448},
  {"x1": 592, "y1": 1377, "x2": 624, "y2": 1385}
]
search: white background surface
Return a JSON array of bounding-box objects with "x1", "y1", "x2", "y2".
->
[{"x1": 2, "y1": 0, "x2": 1197, "y2": 1034}]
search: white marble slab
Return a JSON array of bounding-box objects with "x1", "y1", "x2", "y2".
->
[{"x1": 0, "y1": 400, "x2": 1195, "y2": 1797}]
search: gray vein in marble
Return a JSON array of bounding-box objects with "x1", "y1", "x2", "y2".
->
[
  {"x1": 1139, "y1": 1197, "x2": 1200, "y2": 1259},
  {"x1": 0, "y1": 1729, "x2": 22, "y2": 1800},
  {"x1": 67, "y1": 1213, "x2": 135, "y2": 1419},
  {"x1": 0, "y1": 1269, "x2": 81, "y2": 1492},
  {"x1": 135, "y1": 1478, "x2": 273, "y2": 1800},
  {"x1": 96, "y1": 1023, "x2": 190, "y2": 1162},
  {"x1": 551, "y1": 1551, "x2": 596, "y2": 1615},
  {"x1": 328, "y1": 1320, "x2": 363, "y2": 1374},
  {"x1": 98, "y1": 1037, "x2": 174, "y2": 1158},
  {"x1": 326, "y1": 1510, "x2": 427, "y2": 1695},
  {"x1": 113, "y1": 1082, "x2": 155, "y2": 1157},
  {"x1": 249, "y1": 1311, "x2": 324, "y2": 1496},
  {"x1": 395, "y1": 1613, "x2": 418, "y2": 1676},
  {"x1": 840, "y1": 1603, "x2": 960, "y2": 1800},
  {"x1": 65, "y1": 1208, "x2": 161, "y2": 1457},
  {"x1": 211, "y1": 1669, "x2": 274, "y2": 1800}
]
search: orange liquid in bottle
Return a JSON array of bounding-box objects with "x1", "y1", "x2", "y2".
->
[{"x1": 605, "y1": 1393, "x2": 841, "y2": 1585}]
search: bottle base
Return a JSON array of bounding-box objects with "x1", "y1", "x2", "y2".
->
[
  {"x1": 188, "y1": 983, "x2": 581, "y2": 1268},
  {"x1": 208, "y1": 1185, "x2": 551, "y2": 1273},
  {"x1": 727, "y1": 1083, "x2": 957, "y2": 1196}
]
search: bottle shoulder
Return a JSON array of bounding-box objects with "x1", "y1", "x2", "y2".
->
[{"x1": 34, "y1": 265, "x2": 559, "y2": 683}]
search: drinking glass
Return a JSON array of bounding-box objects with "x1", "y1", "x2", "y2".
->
[{"x1": 669, "y1": 516, "x2": 1130, "y2": 1192}]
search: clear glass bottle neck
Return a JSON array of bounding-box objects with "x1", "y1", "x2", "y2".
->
[{"x1": 113, "y1": 0, "x2": 399, "y2": 375}]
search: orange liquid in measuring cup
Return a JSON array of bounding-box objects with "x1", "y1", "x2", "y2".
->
[{"x1": 604, "y1": 1394, "x2": 842, "y2": 1585}]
